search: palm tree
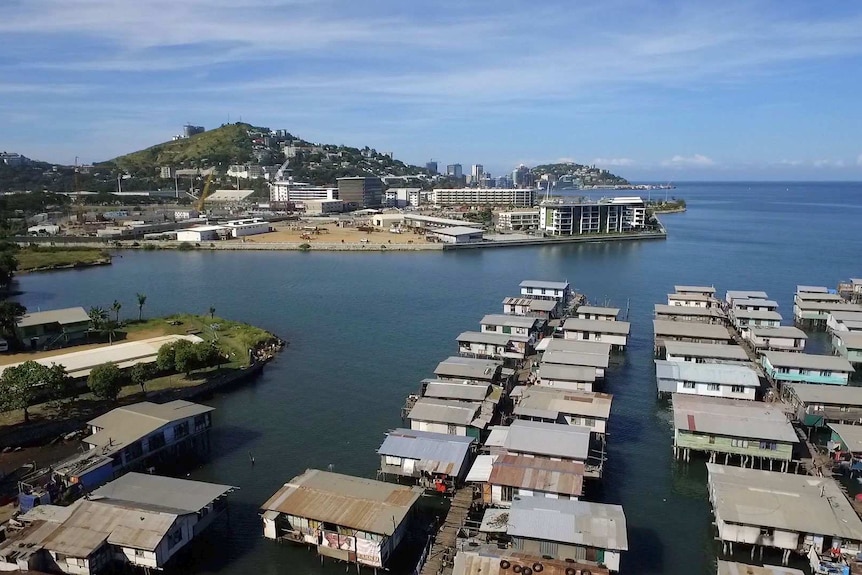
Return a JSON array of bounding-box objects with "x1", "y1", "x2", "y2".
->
[
  {"x1": 136, "y1": 293, "x2": 147, "y2": 321},
  {"x1": 0, "y1": 301, "x2": 26, "y2": 342},
  {"x1": 88, "y1": 306, "x2": 108, "y2": 330},
  {"x1": 102, "y1": 320, "x2": 119, "y2": 345},
  {"x1": 208, "y1": 306, "x2": 216, "y2": 319},
  {"x1": 111, "y1": 300, "x2": 122, "y2": 323}
]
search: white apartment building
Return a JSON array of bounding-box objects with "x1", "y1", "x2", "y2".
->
[
  {"x1": 270, "y1": 181, "x2": 338, "y2": 203},
  {"x1": 540, "y1": 197, "x2": 646, "y2": 236},
  {"x1": 496, "y1": 209, "x2": 541, "y2": 231},
  {"x1": 432, "y1": 188, "x2": 536, "y2": 207}
]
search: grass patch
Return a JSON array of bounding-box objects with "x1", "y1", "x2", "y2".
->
[
  {"x1": 125, "y1": 313, "x2": 276, "y2": 367},
  {"x1": 17, "y1": 247, "x2": 111, "y2": 271}
]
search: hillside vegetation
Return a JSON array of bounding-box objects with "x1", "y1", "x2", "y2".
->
[{"x1": 103, "y1": 123, "x2": 265, "y2": 175}]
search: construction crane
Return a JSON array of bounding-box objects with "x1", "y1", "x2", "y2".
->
[{"x1": 195, "y1": 173, "x2": 214, "y2": 212}]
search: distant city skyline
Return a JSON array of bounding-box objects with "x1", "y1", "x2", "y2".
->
[{"x1": 2, "y1": 1, "x2": 862, "y2": 180}]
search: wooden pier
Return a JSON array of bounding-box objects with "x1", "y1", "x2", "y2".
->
[{"x1": 419, "y1": 488, "x2": 473, "y2": 575}]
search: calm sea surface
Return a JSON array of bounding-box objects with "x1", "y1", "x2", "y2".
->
[{"x1": 13, "y1": 182, "x2": 862, "y2": 574}]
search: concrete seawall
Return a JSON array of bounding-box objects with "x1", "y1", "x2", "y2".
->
[{"x1": 17, "y1": 228, "x2": 667, "y2": 253}]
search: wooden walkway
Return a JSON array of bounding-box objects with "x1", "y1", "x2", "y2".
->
[{"x1": 420, "y1": 488, "x2": 473, "y2": 575}]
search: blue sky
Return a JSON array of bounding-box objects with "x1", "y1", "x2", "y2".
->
[{"x1": 2, "y1": 0, "x2": 862, "y2": 180}]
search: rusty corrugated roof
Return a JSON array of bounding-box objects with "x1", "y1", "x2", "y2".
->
[
  {"x1": 487, "y1": 453, "x2": 584, "y2": 496},
  {"x1": 261, "y1": 469, "x2": 423, "y2": 535}
]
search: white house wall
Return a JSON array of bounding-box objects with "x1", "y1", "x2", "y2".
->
[
  {"x1": 669, "y1": 381, "x2": 756, "y2": 400},
  {"x1": 563, "y1": 331, "x2": 627, "y2": 347},
  {"x1": 410, "y1": 420, "x2": 467, "y2": 436}
]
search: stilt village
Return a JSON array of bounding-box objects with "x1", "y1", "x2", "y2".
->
[{"x1": 0, "y1": 278, "x2": 862, "y2": 575}]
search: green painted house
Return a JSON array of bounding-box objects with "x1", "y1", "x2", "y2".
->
[
  {"x1": 672, "y1": 394, "x2": 798, "y2": 469},
  {"x1": 15, "y1": 307, "x2": 92, "y2": 349}
]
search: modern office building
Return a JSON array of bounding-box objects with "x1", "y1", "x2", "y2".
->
[
  {"x1": 337, "y1": 176, "x2": 384, "y2": 208},
  {"x1": 539, "y1": 197, "x2": 647, "y2": 235},
  {"x1": 446, "y1": 164, "x2": 464, "y2": 178},
  {"x1": 270, "y1": 181, "x2": 338, "y2": 203},
  {"x1": 426, "y1": 161, "x2": 438, "y2": 175},
  {"x1": 496, "y1": 209, "x2": 541, "y2": 231},
  {"x1": 432, "y1": 188, "x2": 536, "y2": 207}
]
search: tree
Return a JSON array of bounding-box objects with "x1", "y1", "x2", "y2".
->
[
  {"x1": 102, "y1": 320, "x2": 120, "y2": 345},
  {"x1": 156, "y1": 342, "x2": 176, "y2": 372},
  {"x1": 87, "y1": 362, "x2": 124, "y2": 401},
  {"x1": 88, "y1": 306, "x2": 108, "y2": 330},
  {"x1": 208, "y1": 306, "x2": 216, "y2": 319},
  {"x1": 173, "y1": 339, "x2": 197, "y2": 375},
  {"x1": 0, "y1": 250, "x2": 19, "y2": 289},
  {"x1": 0, "y1": 360, "x2": 65, "y2": 422},
  {"x1": 129, "y1": 362, "x2": 156, "y2": 393},
  {"x1": 46, "y1": 363, "x2": 70, "y2": 400},
  {"x1": 136, "y1": 293, "x2": 147, "y2": 321},
  {"x1": 111, "y1": 300, "x2": 122, "y2": 323},
  {"x1": 194, "y1": 342, "x2": 220, "y2": 367},
  {"x1": 0, "y1": 301, "x2": 26, "y2": 341}
]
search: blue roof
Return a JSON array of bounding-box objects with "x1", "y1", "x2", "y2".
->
[{"x1": 377, "y1": 429, "x2": 475, "y2": 475}]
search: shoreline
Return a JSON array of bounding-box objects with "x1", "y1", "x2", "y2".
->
[
  {"x1": 15, "y1": 229, "x2": 667, "y2": 253},
  {"x1": 651, "y1": 207, "x2": 686, "y2": 214},
  {"x1": 16, "y1": 257, "x2": 112, "y2": 274}
]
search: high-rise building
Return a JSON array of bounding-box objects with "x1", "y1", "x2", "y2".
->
[
  {"x1": 446, "y1": 164, "x2": 463, "y2": 178},
  {"x1": 539, "y1": 197, "x2": 647, "y2": 236},
  {"x1": 426, "y1": 161, "x2": 438, "y2": 175},
  {"x1": 337, "y1": 176, "x2": 384, "y2": 208},
  {"x1": 159, "y1": 166, "x2": 176, "y2": 179},
  {"x1": 431, "y1": 188, "x2": 536, "y2": 207},
  {"x1": 471, "y1": 164, "x2": 484, "y2": 180},
  {"x1": 512, "y1": 164, "x2": 534, "y2": 188}
]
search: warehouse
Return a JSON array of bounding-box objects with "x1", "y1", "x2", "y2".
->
[
  {"x1": 176, "y1": 225, "x2": 226, "y2": 242},
  {"x1": 428, "y1": 226, "x2": 484, "y2": 244}
]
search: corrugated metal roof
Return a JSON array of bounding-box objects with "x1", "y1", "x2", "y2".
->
[
  {"x1": 734, "y1": 299, "x2": 779, "y2": 309},
  {"x1": 260, "y1": 469, "x2": 423, "y2": 535},
  {"x1": 732, "y1": 309, "x2": 782, "y2": 321},
  {"x1": 668, "y1": 292, "x2": 712, "y2": 301},
  {"x1": 508, "y1": 497, "x2": 628, "y2": 551},
  {"x1": 795, "y1": 291, "x2": 844, "y2": 301},
  {"x1": 544, "y1": 338, "x2": 611, "y2": 357},
  {"x1": 84, "y1": 400, "x2": 214, "y2": 454},
  {"x1": 675, "y1": 285, "x2": 716, "y2": 294},
  {"x1": 672, "y1": 394, "x2": 798, "y2": 443},
  {"x1": 516, "y1": 387, "x2": 612, "y2": 419},
  {"x1": 786, "y1": 383, "x2": 862, "y2": 406},
  {"x1": 408, "y1": 398, "x2": 480, "y2": 426},
  {"x1": 749, "y1": 326, "x2": 805, "y2": 338},
  {"x1": 664, "y1": 341, "x2": 749, "y2": 360},
  {"x1": 653, "y1": 320, "x2": 733, "y2": 340},
  {"x1": 423, "y1": 380, "x2": 491, "y2": 402},
  {"x1": 762, "y1": 351, "x2": 854, "y2": 372},
  {"x1": 538, "y1": 363, "x2": 597, "y2": 383},
  {"x1": 542, "y1": 350, "x2": 608, "y2": 369},
  {"x1": 433, "y1": 226, "x2": 484, "y2": 236},
  {"x1": 562, "y1": 318, "x2": 630, "y2": 335},
  {"x1": 90, "y1": 472, "x2": 234, "y2": 514},
  {"x1": 654, "y1": 360, "x2": 759, "y2": 388},
  {"x1": 796, "y1": 301, "x2": 862, "y2": 312},
  {"x1": 434, "y1": 356, "x2": 502, "y2": 381},
  {"x1": 17, "y1": 306, "x2": 90, "y2": 328},
  {"x1": 835, "y1": 331, "x2": 862, "y2": 349},
  {"x1": 829, "y1": 423, "x2": 862, "y2": 453},
  {"x1": 488, "y1": 453, "x2": 584, "y2": 496},
  {"x1": 465, "y1": 454, "x2": 497, "y2": 483},
  {"x1": 519, "y1": 280, "x2": 569, "y2": 290},
  {"x1": 377, "y1": 429, "x2": 475, "y2": 475},
  {"x1": 726, "y1": 290, "x2": 769, "y2": 301},
  {"x1": 575, "y1": 305, "x2": 620, "y2": 316},
  {"x1": 480, "y1": 314, "x2": 542, "y2": 329},
  {"x1": 707, "y1": 463, "x2": 862, "y2": 541},
  {"x1": 504, "y1": 420, "x2": 591, "y2": 460},
  {"x1": 655, "y1": 304, "x2": 724, "y2": 317},
  {"x1": 828, "y1": 311, "x2": 862, "y2": 322},
  {"x1": 456, "y1": 331, "x2": 528, "y2": 346},
  {"x1": 796, "y1": 286, "x2": 829, "y2": 294}
]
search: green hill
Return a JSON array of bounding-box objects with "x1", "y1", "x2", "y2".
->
[{"x1": 102, "y1": 123, "x2": 268, "y2": 176}]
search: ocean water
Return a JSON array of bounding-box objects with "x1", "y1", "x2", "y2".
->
[{"x1": 13, "y1": 181, "x2": 862, "y2": 574}]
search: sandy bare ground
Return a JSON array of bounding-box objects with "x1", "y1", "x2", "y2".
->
[{"x1": 240, "y1": 223, "x2": 433, "y2": 246}]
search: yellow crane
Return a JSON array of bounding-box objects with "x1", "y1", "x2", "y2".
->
[{"x1": 195, "y1": 173, "x2": 214, "y2": 212}]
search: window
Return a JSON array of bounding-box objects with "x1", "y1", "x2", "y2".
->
[
  {"x1": 500, "y1": 486, "x2": 514, "y2": 502},
  {"x1": 731, "y1": 439, "x2": 749, "y2": 448},
  {"x1": 147, "y1": 432, "x2": 166, "y2": 452},
  {"x1": 167, "y1": 528, "x2": 183, "y2": 549},
  {"x1": 820, "y1": 370, "x2": 832, "y2": 377},
  {"x1": 708, "y1": 436, "x2": 716, "y2": 444},
  {"x1": 447, "y1": 424, "x2": 458, "y2": 435},
  {"x1": 539, "y1": 540, "x2": 559, "y2": 557},
  {"x1": 134, "y1": 549, "x2": 146, "y2": 558},
  {"x1": 778, "y1": 367, "x2": 790, "y2": 374},
  {"x1": 731, "y1": 385, "x2": 745, "y2": 394},
  {"x1": 759, "y1": 441, "x2": 777, "y2": 451},
  {"x1": 707, "y1": 384, "x2": 720, "y2": 392},
  {"x1": 384, "y1": 455, "x2": 402, "y2": 466},
  {"x1": 682, "y1": 381, "x2": 696, "y2": 389},
  {"x1": 174, "y1": 421, "x2": 189, "y2": 438},
  {"x1": 583, "y1": 417, "x2": 595, "y2": 428}
]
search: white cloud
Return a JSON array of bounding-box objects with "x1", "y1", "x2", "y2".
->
[
  {"x1": 813, "y1": 159, "x2": 846, "y2": 168},
  {"x1": 593, "y1": 158, "x2": 635, "y2": 167},
  {"x1": 662, "y1": 154, "x2": 715, "y2": 167}
]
